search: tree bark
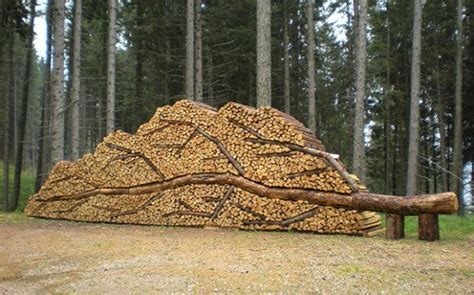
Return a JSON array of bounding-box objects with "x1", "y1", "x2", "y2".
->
[
  {"x1": 306, "y1": 0, "x2": 316, "y2": 133},
  {"x1": 51, "y1": 0, "x2": 66, "y2": 165},
  {"x1": 194, "y1": 0, "x2": 203, "y2": 102},
  {"x1": 256, "y1": 0, "x2": 271, "y2": 107},
  {"x1": 283, "y1": 0, "x2": 290, "y2": 114},
  {"x1": 36, "y1": 0, "x2": 53, "y2": 191},
  {"x1": 185, "y1": 0, "x2": 194, "y2": 100},
  {"x1": 453, "y1": 0, "x2": 464, "y2": 212},
  {"x1": 384, "y1": 1, "x2": 391, "y2": 195},
  {"x1": 70, "y1": 0, "x2": 82, "y2": 161},
  {"x1": 385, "y1": 214, "x2": 405, "y2": 239},
  {"x1": 12, "y1": 0, "x2": 36, "y2": 211},
  {"x1": 207, "y1": 47, "x2": 214, "y2": 106},
  {"x1": 352, "y1": 0, "x2": 368, "y2": 183},
  {"x1": 3, "y1": 31, "x2": 15, "y2": 211},
  {"x1": 134, "y1": 0, "x2": 144, "y2": 131},
  {"x1": 418, "y1": 213, "x2": 439, "y2": 241},
  {"x1": 406, "y1": 0, "x2": 423, "y2": 196},
  {"x1": 106, "y1": 0, "x2": 116, "y2": 134},
  {"x1": 435, "y1": 55, "x2": 448, "y2": 192}
]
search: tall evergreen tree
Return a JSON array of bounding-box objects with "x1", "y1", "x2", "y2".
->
[
  {"x1": 71, "y1": 0, "x2": 82, "y2": 160},
  {"x1": 12, "y1": 0, "x2": 36, "y2": 211},
  {"x1": 453, "y1": 0, "x2": 464, "y2": 210},
  {"x1": 306, "y1": 0, "x2": 316, "y2": 133},
  {"x1": 186, "y1": 0, "x2": 195, "y2": 100},
  {"x1": 51, "y1": 0, "x2": 66, "y2": 164},
  {"x1": 256, "y1": 0, "x2": 271, "y2": 107},
  {"x1": 406, "y1": 0, "x2": 423, "y2": 196},
  {"x1": 352, "y1": 0, "x2": 368, "y2": 183},
  {"x1": 106, "y1": 0, "x2": 116, "y2": 134}
]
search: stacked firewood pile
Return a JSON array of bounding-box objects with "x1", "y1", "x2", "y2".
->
[{"x1": 25, "y1": 100, "x2": 383, "y2": 236}]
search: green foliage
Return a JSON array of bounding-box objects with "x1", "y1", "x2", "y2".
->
[{"x1": 0, "y1": 163, "x2": 35, "y2": 212}]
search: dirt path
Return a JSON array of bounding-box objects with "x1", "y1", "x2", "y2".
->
[{"x1": 1, "y1": 220, "x2": 473, "y2": 294}]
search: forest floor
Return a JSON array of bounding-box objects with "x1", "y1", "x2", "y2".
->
[{"x1": 1, "y1": 214, "x2": 474, "y2": 294}]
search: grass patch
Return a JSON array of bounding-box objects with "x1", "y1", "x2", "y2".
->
[
  {"x1": 0, "y1": 212, "x2": 30, "y2": 223},
  {"x1": 380, "y1": 213, "x2": 474, "y2": 241},
  {"x1": 0, "y1": 163, "x2": 36, "y2": 212},
  {"x1": 337, "y1": 263, "x2": 365, "y2": 274}
]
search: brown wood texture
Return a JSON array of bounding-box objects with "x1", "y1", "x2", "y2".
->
[
  {"x1": 418, "y1": 213, "x2": 440, "y2": 241},
  {"x1": 385, "y1": 214, "x2": 405, "y2": 240},
  {"x1": 24, "y1": 100, "x2": 456, "y2": 236}
]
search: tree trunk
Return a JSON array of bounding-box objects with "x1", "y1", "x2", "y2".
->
[
  {"x1": 70, "y1": 0, "x2": 82, "y2": 161},
  {"x1": 406, "y1": 0, "x2": 423, "y2": 196},
  {"x1": 283, "y1": 0, "x2": 290, "y2": 114},
  {"x1": 207, "y1": 46, "x2": 214, "y2": 107},
  {"x1": 3, "y1": 31, "x2": 15, "y2": 211},
  {"x1": 384, "y1": 5, "x2": 391, "y2": 194},
  {"x1": 185, "y1": 0, "x2": 194, "y2": 100},
  {"x1": 106, "y1": 0, "x2": 116, "y2": 134},
  {"x1": 194, "y1": 0, "x2": 203, "y2": 102},
  {"x1": 51, "y1": 0, "x2": 66, "y2": 165},
  {"x1": 134, "y1": 0, "x2": 144, "y2": 131},
  {"x1": 12, "y1": 0, "x2": 36, "y2": 211},
  {"x1": 256, "y1": 0, "x2": 271, "y2": 107},
  {"x1": 453, "y1": 0, "x2": 464, "y2": 212},
  {"x1": 435, "y1": 56, "x2": 448, "y2": 192},
  {"x1": 306, "y1": 0, "x2": 316, "y2": 133},
  {"x1": 352, "y1": 0, "x2": 368, "y2": 183},
  {"x1": 36, "y1": 0, "x2": 53, "y2": 191}
]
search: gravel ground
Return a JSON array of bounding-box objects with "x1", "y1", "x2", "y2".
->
[{"x1": 1, "y1": 220, "x2": 473, "y2": 294}]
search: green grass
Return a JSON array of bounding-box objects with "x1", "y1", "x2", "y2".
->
[
  {"x1": 0, "y1": 163, "x2": 36, "y2": 212},
  {"x1": 380, "y1": 213, "x2": 474, "y2": 241}
]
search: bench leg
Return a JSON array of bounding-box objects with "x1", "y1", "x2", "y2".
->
[
  {"x1": 418, "y1": 213, "x2": 439, "y2": 241},
  {"x1": 385, "y1": 214, "x2": 405, "y2": 239}
]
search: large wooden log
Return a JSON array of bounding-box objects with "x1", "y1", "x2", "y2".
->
[{"x1": 39, "y1": 172, "x2": 458, "y2": 215}]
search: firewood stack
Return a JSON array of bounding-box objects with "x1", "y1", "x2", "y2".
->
[{"x1": 25, "y1": 100, "x2": 383, "y2": 236}]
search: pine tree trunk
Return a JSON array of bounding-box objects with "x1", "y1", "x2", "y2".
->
[
  {"x1": 185, "y1": 0, "x2": 195, "y2": 100},
  {"x1": 283, "y1": 0, "x2": 290, "y2": 114},
  {"x1": 106, "y1": 0, "x2": 116, "y2": 134},
  {"x1": 306, "y1": 0, "x2": 316, "y2": 133},
  {"x1": 207, "y1": 47, "x2": 214, "y2": 107},
  {"x1": 435, "y1": 56, "x2": 448, "y2": 192},
  {"x1": 36, "y1": 0, "x2": 53, "y2": 191},
  {"x1": 256, "y1": 0, "x2": 271, "y2": 107},
  {"x1": 70, "y1": 0, "x2": 82, "y2": 161},
  {"x1": 12, "y1": 0, "x2": 36, "y2": 211},
  {"x1": 453, "y1": 0, "x2": 464, "y2": 212},
  {"x1": 384, "y1": 2, "x2": 391, "y2": 194},
  {"x1": 406, "y1": 0, "x2": 423, "y2": 196},
  {"x1": 3, "y1": 32, "x2": 15, "y2": 211},
  {"x1": 134, "y1": 0, "x2": 144, "y2": 131},
  {"x1": 194, "y1": 0, "x2": 203, "y2": 102},
  {"x1": 51, "y1": 0, "x2": 66, "y2": 165},
  {"x1": 352, "y1": 0, "x2": 368, "y2": 183}
]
